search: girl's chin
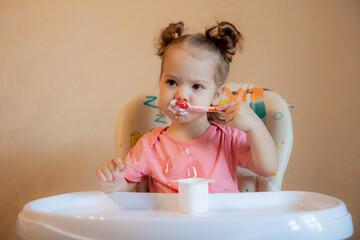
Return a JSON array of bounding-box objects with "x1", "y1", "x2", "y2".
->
[
  {"x1": 168, "y1": 112, "x2": 207, "y2": 123},
  {"x1": 170, "y1": 113, "x2": 189, "y2": 122}
]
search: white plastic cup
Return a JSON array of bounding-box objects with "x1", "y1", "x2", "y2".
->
[{"x1": 173, "y1": 178, "x2": 215, "y2": 214}]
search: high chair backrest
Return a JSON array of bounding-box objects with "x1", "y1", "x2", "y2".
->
[{"x1": 115, "y1": 83, "x2": 293, "y2": 192}]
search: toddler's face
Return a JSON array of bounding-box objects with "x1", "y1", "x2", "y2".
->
[{"x1": 159, "y1": 46, "x2": 220, "y2": 123}]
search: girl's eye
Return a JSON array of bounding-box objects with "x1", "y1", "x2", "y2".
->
[
  {"x1": 166, "y1": 79, "x2": 177, "y2": 87},
  {"x1": 193, "y1": 84, "x2": 204, "y2": 90}
]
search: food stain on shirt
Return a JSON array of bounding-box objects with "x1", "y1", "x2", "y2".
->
[
  {"x1": 165, "y1": 160, "x2": 170, "y2": 173},
  {"x1": 193, "y1": 166, "x2": 197, "y2": 178}
]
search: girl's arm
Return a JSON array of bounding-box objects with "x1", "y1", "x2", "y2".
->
[
  {"x1": 244, "y1": 120, "x2": 278, "y2": 176},
  {"x1": 218, "y1": 101, "x2": 278, "y2": 177},
  {"x1": 96, "y1": 157, "x2": 137, "y2": 192}
]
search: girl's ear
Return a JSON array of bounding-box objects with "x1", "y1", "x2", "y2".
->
[{"x1": 212, "y1": 85, "x2": 224, "y2": 105}]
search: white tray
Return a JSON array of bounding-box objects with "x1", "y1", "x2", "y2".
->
[{"x1": 16, "y1": 191, "x2": 353, "y2": 240}]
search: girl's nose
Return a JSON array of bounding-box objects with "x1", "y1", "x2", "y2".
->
[{"x1": 175, "y1": 86, "x2": 189, "y2": 101}]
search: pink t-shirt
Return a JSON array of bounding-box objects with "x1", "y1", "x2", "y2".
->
[{"x1": 124, "y1": 122, "x2": 251, "y2": 193}]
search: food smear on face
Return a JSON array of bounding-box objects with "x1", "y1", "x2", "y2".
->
[
  {"x1": 174, "y1": 100, "x2": 190, "y2": 109},
  {"x1": 169, "y1": 99, "x2": 189, "y2": 115}
]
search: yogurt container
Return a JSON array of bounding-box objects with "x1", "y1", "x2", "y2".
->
[{"x1": 174, "y1": 178, "x2": 215, "y2": 214}]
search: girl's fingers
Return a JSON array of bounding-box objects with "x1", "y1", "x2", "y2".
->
[
  {"x1": 96, "y1": 157, "x2": 126, "y2": 184},
  {"x1": 112, "y1": 157, "x2": 125, "y2": 170},
  {"x1": 217, "y1": 104, "x2": 226, "y2": 111},
  {"x1": 101, "y1": 166, "x2": 114, "y2": 182},
  {"x1": 217, "y1": 101, "x2": 236, "y2": 111},
  {"x1": 112, "y1": 169, "x2": 123, "y2": 181},
  {"x1": 226, "y1": 106, "x2": 236, "y2": 115},
  {"x1": 96, "y1": 168, "x2": 107, "y2": 183},
  {"x1": 225, "y1": 112, "x2": 234, "y2": 123}
]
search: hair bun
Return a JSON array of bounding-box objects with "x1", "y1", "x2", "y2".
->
[
  {"x1": 206, "y1": 21, "x2": 242, "y2": 63},
  {"x1": 157, "y1": 21, "x2": 185, "y2": 56}
]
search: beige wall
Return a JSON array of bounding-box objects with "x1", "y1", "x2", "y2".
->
[{"x1": 1, "y1": 0, "x2": 359, "y2": 239}]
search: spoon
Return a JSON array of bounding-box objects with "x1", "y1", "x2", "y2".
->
[{"x1": 169, "y1": 99, "x2": 225, "y2": 115}]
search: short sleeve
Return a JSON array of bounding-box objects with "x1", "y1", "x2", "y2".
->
[
  {"x1": 124, "y1": 135, "x2": 150, "y2": 183},
  {"x1": 229, "y1": 128, "x2": 251, "y2": 168}
]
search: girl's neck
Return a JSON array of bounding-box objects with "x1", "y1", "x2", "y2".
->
[{"x1": 166, "y1": 117, "x2": 211, "y2": 141}]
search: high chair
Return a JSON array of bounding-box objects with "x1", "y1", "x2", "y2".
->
[
  {"x1": 115, "y1": 82, "x2": 293, "y2": 192},
  {"x1": 17, "y1": 83, "x2": 354, "y2": 240}
]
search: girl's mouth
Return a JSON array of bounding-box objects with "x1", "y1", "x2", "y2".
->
[{"x1": 169, "y1": 99, "x2": 189, "y2": 115}]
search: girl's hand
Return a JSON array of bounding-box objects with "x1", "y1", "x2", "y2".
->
[
  {"x1": 218, "y1": 101, "x2": 262, "y2": 132},
  {"x1": 95, "y1": 157, "x2": 130, "y2": 192}
]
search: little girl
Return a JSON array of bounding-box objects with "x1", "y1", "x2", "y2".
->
[{"x1": 96, "y1": 21, "x2": 278, "y2": 193}]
